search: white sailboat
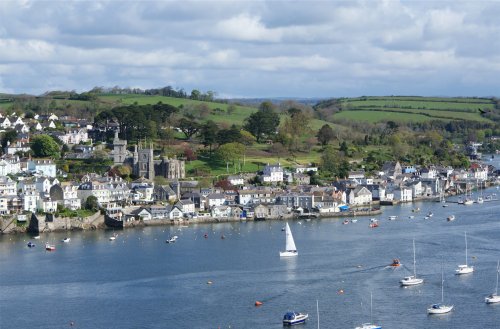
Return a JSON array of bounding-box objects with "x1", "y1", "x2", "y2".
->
[
  {"x1": 355, "y1": 293, "x2": 381, "y2": 329},
  {"x1": 456, "y1": 232, "x2": 474, "y2": 275},
  {"x1": 400, "y1": 239, "x2": 424, "y2": 286},
  {"x1": 280, "y1": 222, "x2": 298, "y2": 257},
  {"x1": 485, "y1": 261, "x2": 500, "y2": 304},
  {"x1": 428, "y1": 268, "x2": 453, "y2": 314},
  {"x1": 477, "y1": 180, "x2": 484, "y2": 204}
]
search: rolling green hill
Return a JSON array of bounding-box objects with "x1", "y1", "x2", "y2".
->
[{"x1": 317, "y1": 96, "x2": 496, "y2": 123}]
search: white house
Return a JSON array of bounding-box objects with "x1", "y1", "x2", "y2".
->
[
  {"x1": 28, "y1": 159, "x2": 57, "y2": 178},
  {"x1": 176, "y1": 199, "x2": 196, "y2": 214},
  {"x1": 420, "y1": 166, "x2": 437, "y2": 179},
  {"x1": 0, "y1": 196, "x2": 9, "y2": 214},
  {"x1": 294, "y1": 165, "x2": 318, "y2": 174},
  {"x1": 261, "y1": 163, "x2": 283, "y2": 183},
  {"x1": 0, "y1": 176, "x2": 17, "y2": 196},
  {"x1": 37, "y1": 197, "x2": 58, "y2": 213},
  {"x1": 227, "y1": 175, "x2": 245, "y2": 186},
  {"x1": 206, "y1": 193, "x2": 226, "y2": 208},
  {"x1": 211, "y1": 205, "x2": 232, "y2": 218},
  {"x1": 0, "y1": 117, "x2": 11, "y2": 129},
  {"x1": 393, "y1": 187, "x2": 413, "y2": 202},
  {"x1": 57, "y1": 129, "x2": 89, "y2": 145},
  {"x1": 77, "y1": 181, "x2": 111, "y2": 205},
  {"x1": 0, "y1": 156, "x2": 21, "y2": 175},
  {"x1": 5, "y1": 141, "x2": 31, "y2": 155},
  {"x1": 348, "y1": 186, "x2": 372, "y2": 205},
  {"x1": 23, "y1": 189, "x2": 39, "y2": 213}
]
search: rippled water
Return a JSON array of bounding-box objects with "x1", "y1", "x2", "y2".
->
[{"x1": 1, "y1": 189, "x2": 500, "y2": 328}]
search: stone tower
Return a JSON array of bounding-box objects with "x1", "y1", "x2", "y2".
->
[
  {"x1": 133, "y1": 142, "x2": 154, "y2": 179},
  {"x1": 113, "y1": 130, "x2": 127, "y2": 166}
]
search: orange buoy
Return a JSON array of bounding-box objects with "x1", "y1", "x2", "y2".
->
[{"x1": 255, "y1": 301, "x2": 263, "y2": 306}]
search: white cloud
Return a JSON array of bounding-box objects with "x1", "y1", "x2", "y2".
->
[{"x1": 0, "y1": 0, "x2": 499, "y2": 97}]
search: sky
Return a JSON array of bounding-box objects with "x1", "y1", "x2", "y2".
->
[{"x1": 1, "y1": 0, "x2": 500, "y2": 98}]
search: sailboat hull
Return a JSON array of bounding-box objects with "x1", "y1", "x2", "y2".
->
[
  {"x1": 485, "y1": 294, "x2": 500, "y2": 304},
  {"x1": 427, "y1": 304, "x2": 453, "y2": 314},
  {"x1": 400, "y1": 276, "x2": 424, "y2": 286},
  {"x1": 280, "y1": 251, "x2": 298, "y2": 257},
  {"x1": 455, "y1": 266, "x2": 474, "y2": 274}
]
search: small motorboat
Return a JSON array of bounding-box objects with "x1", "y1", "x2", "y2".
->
[
  {"x1": 447, "y1": 215, "x2": 455, "y2": 222},
  {"x1": 369, "y1": 219, "x2": 379, "y2": 228},
  {"x1": 342, "y1": 219, "x2": 350, "y2": 225},
  {"x1": 204, "y1": 233, "x2": 208, "y2": 239},
  {"x1": 166, "y1": 235, "x2": 178, "y2": 243},
  {"x1": 33, "y1": 236, "x2": 41, "y2": 240},
  {"x1": 388, "y1": 215, "x2": 397, "y2": 221},
  {"x1": 390, "y1": 258, "x2": 401, "y2": 267},
  {"x1": 27, "y1": 241, "x2": 35, "y2": 248},
  {"x1": 351, "y1": 219, "x2": 358, "y2": 223},
  {"x1": 62, "y1": 237, "x2": 71, "y2": 243},
  {"x1": 283, "y1": 312, "x2": 308, "y2": 326},
  {"x1": 427, "y1": 212, "x2": 433, "y2": 217},
  {"x1": 45, "y1": 243, "x2": 56, "y2": 251}
]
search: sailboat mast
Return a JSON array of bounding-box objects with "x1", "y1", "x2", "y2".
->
[
  {"x1": 465, "y1": 232, "x2": 468, "y2": 266},
  {"x1": 370, "y1": 292, "x2": 373, "y2": 324},
  {"x1": 413, "y1": 239, "x2": 417, "y2": 277},
  {"x1": 316, "y1": 299, "x2": 320, "y2": 329},
  {"x1": 441, "y1": 268, "x2": 445, "y2": 303},
  {"x1": 496, "y1": 261, "x2": 499, "y2": 296}
]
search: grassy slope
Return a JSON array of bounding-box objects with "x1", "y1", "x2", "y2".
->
[{"x1": 336, "y1": 96, "x2": 495, "y2": 123}]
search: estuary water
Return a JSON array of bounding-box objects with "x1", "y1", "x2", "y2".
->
[{"x1": 1, "y1": 190, "x2": 500, "y2": 328}]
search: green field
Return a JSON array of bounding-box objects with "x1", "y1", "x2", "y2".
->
[
  {"x1": 334, "y1": 96, "x2": 496, "y2": 123},
  {"x1": 342, "y1": 99, "x2": 494, "y2": 112},
  {"x1": 335, "y1": 110, "x2": 443, "y2": 123}
]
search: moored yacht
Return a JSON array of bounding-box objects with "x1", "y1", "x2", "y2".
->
[
  {"x1": 400, "y1": 239, "x2": 424, "y2": 286},
  {"x1": 456, "y1": 232, "x2": 473, "y2": 275},
  {"x1": 485, "y1": 261, "x2": 500, "y2": 304},
  {"x1": 283, "y1": 312, "x2": 308, "y2": 325}
]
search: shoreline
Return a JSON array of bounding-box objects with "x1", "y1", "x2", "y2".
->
[{"x1": 2, "y1": 184, "x2": 498, "y2": 236}]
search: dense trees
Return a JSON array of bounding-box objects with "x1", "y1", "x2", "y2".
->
[
  {"x1": 244, "y1": 102, "x2": 280, "y2": 142},
  {"x1": 31, "y1": 135, "x2": 60, "y2": 158},
  {"x1": 317, "y1": 124, "x2": 335, "y2": 146},
  {"x1": 94, "y1": 102, "x2": 179, "y2": 142}
]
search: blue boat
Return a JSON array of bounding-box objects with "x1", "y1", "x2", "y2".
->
[
  {"x1": 283, "y1": 312, "x2": 308, "y2": 326},
  {"x1": 27, "y1": 241, "x2": 35, "y2": 248}
]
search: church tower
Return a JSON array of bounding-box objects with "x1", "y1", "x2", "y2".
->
[{"x1": 113, "y1": 129, "x2": 127, "y2": 166}]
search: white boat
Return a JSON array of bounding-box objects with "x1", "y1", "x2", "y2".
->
[
  {"x1": 45, "y1": 243, "x2": 56, "y2": 251},
  {"x1": 355, "y1": 293, "x2": 381, "y2": 329},
  {"x1": 388, "y1": 215, "x2": 397, "y2": 221},
  {"x1": 447, "y1": 215, "x2": 455, "y2": 222},
  {"x1": 427, "y1": 268, "x2": 453, "y2": 314},
  {"x1": 33, "y1": 235, "x2": 40, "y2": 240},
  {"x1": 351, "y1": 219, "x2": 358, "y2": 223},
  {"x1": 427, "y1": 212, "x2": 433, "y2": 217},
  {"x1": 280, "y1": 223, "x2": 298, "y2": 257},
  {"x1": 62, "y1": 237, "x2": 70, "y2": 243},
  {"x1": 109, "y1": 233, "x2": 118, "y2": 241},
  {"x1": 485, "y1": 261, "x2": 500, "y2": 304},
  {"x1": 400, "y1": 239, "x2": 424, "y2": 286},
  {"x1": 455, "y1": 232, "x2": 474, "y2": 275},
  {"x1": 463, "y1": 199, "x2": 474, "y2": 205},
  {"x1": 166, "y1": 235, "x2": 179, "y2": 243},
  {"x1": 283, "y1": 312, "x2": 308, "y2": 325}
]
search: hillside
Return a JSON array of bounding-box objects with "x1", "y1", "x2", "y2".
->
[{"x1": 315, "y1": 96, "x2": 497, "y2": 123}]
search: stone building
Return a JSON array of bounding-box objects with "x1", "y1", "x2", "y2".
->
[{"x1": 113, "y1": 131, "x2": 185, "y2": 180}]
